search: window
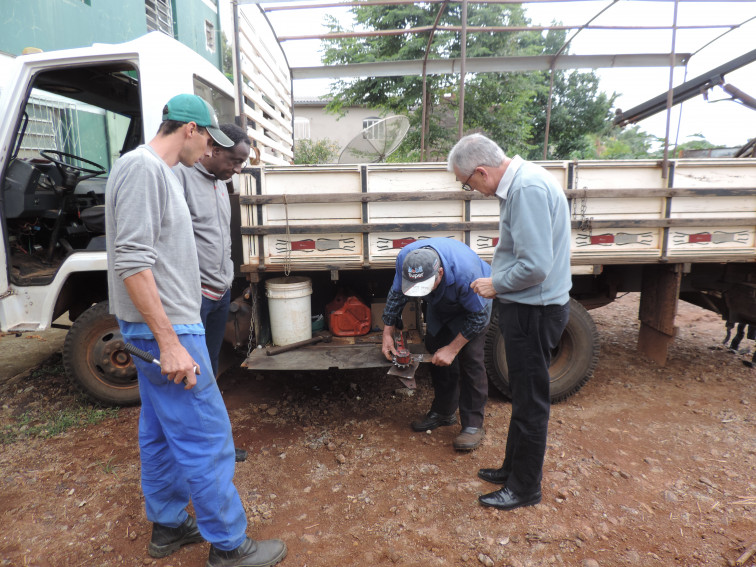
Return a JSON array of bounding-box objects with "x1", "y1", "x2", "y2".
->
[
  {"x1": 294, "y1": 117, "x2": 310, "y2": 140},
  {"x1": 205, "y1": 20, "x2": 216, "y2": 53},
  {"x1": 362, "y1": 117, "x2": 385, "y2": 141},
  {"x1": 145, "y1": 0, "x2": 174, "y2": 37},
  {"x1": 193, "y1": 76, "x2": 235, "y2": 126}
]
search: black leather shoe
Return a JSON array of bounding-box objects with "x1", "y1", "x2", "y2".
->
[
  {"x1": 411, "y1": 411, "x2": 458, "y2": 432},
  {"x1": 149, "y1": 515, "x2": 204, "y2": 558},
  {"x1": 477, "y1": 467, "x2": 508, "y2": 484},
  {"x1": 235, "y1": 448, "x2": 248, "y2": 462},
  {"x1": 478, "y1": 486, "x2": 542, "y2": 511},
  {"x1": 207, "y1": 536, "x2": 287, "y2": 567}
]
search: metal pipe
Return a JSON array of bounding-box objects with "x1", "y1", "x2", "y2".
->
[
  {"x1": 661, "y1": 0, "x2": 680, "y2": 180},
  {"x1": 458, "y1": 0, "x2": 468, "y2": 139}
]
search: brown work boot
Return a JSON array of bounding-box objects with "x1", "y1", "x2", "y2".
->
[{"x1": 453, "y1": 426, "x2": 485, "y2": 450}]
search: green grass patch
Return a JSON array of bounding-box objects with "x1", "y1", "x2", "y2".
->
[{"x1": 1, "y1": 404, "x2": 119, "y2": 445}]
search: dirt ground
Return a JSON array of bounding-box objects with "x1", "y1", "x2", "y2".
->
[{"x1": 1, "y1": 292, "x2": 755, "y2": 567}]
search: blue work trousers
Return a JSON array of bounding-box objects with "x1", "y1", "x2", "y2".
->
[
  {"x1": 497, "y1": 301, "x2": 570, "y2": 495},
  {"x1": 200, "y1": 289, "x2": 231, "y2": 377},
  {"x1": 130, "y1": 333, "x2": 246, "y2": 551}
]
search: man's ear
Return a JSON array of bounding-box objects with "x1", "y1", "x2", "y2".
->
[{"x1": 211, "y1": 145, "x2": 223, "y2": 157}]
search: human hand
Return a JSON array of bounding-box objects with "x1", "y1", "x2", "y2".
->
[
  {"x1": 470, "y1": 277, "x2": 496, "y2": 299},
  {"x1": 160, "y1": 343, "x2": 199, "y2": 389},
  {"x1": 381, "y1": 327, "x2": 397, "y2": 361},
  {"x1": 431, "y1": 345, "x2": 457, "y2": 367}
]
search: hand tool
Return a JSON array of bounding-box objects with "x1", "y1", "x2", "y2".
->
[
  {"x1": 124, "y1": 343, "x2": 196, "y2": 383},
  {"x1": 265, "y1": 331, "x2": 332, "y2": 356}
]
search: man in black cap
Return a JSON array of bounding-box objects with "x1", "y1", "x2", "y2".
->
[{"x1": 381, "y1": 237, "x2": 492, "y2": 450}]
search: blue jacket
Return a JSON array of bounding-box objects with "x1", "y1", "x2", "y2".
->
[{"x1": 385, "y1": 238, "x2": 492, "y2": 338}]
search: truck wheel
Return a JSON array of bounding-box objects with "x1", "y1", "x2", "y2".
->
[
  {"x1": 484, "y1": 298, "x2": 599, "y2": 403},
  {"x1": 63, "y1": 302, "x2": 140, "y2": 406}
]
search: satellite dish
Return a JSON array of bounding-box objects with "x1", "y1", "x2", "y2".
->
[{"x1": 338, "y1": 115, "x2": 410, "y2": 164}]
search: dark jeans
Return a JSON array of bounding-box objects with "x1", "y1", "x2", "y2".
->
[
  {"x1": 200, "y1": 289, "x2": 231, "y2": 378},
  {"x1": 425, "y1": 324, "x2": 489, "y2": 429},
  {"x1": 497, "y1": 301, "x2": 569, "y2": 495}
]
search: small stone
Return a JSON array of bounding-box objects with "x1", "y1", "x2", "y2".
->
[
  {"x1": 386, "y1": 549, "x2": 401, "y2": 563},
  {"x1": 478, "y1": 553, "x2": 494, "y2": 567},
  {"x1": 663, "y1": 490, "x2": 678, "y2": 502},
  {"x1": 583, "y1": 560, "x2": 600, "y2": 567},
  {"x1": 336, "y1": 454, "x2": 347, "y2": 464},
  {"x1": 267, "y1": 407, "x2": 278, "y2": 416}
]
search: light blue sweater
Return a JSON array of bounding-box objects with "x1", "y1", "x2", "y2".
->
[{"x1": 491, "y1": 159, "x2": 572, "y2": 306}]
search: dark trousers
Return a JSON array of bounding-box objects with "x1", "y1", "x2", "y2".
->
[
  {"x1": 497, "y1": 301, "x2": 569, "y2": 495},
  {"x1": 425, "y1": 324, "x2": 489, "y2": 428},
  {"x1": 199, "y1": 289, "x2": 231, "y2": 378}
]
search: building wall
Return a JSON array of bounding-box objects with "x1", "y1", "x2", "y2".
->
[
  {"x1": 172, "y1": 0, "x2": 222, "y2": 69},
  {"x1": 0, "y1": 0, "x2": 221, "y2": 69},
  {"x1": 295, "y1": 103, "x2": 393, "y2": 161}
]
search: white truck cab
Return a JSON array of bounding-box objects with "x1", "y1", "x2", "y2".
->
[{"x1": 0, "y1": 33, "x2": 235, "y2": 403}]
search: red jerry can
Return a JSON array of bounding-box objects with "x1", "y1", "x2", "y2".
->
[{"x1": 326, "y1": 294, "x2": 372, "y2": 336}]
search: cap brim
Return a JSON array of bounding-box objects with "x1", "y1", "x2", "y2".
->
[
  {"x1": 207, "y1": 126, "x2": 234, "y2": 148},
  {"x1": 402, "y1": 276, "x2": 435, "y2": 297}
]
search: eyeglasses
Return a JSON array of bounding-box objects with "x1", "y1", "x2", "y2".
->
[{"x1": 461, "y1": 168, "x2": 477, "y2": 192}]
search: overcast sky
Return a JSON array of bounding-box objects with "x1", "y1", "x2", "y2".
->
[{"x1": 238, "y1": 0, "x2": 756, "y2": 148}]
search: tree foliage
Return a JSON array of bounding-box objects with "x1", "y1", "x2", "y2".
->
[
  {"x1": 321, "y1": 3, "x2": 616, "y2": 160},
  {"x1": 293, "y1": 138, "x2": 341, "y2": 164}
]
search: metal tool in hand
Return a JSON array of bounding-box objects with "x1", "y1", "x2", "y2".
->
[
  {"x1": 392, "y1": 321, "x2": 412, "y2": 369},
  {"x1": 387, "y1": 319, "x2": 431, "y2": 389},
  {"x1": 124, "y1": 343, "x2": 197, "y2": 384}
]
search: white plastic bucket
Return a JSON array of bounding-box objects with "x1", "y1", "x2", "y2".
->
[{"x1": 265, "y1": 276, "x2": 313, "y2": 346}]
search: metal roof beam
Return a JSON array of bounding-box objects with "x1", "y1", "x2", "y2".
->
[
  {"x1": 614, "y1": 48, "x2": 756, "y2": 126},
  {"x1": 291, "y1": 53, "x2": 690, "y2": 79}
]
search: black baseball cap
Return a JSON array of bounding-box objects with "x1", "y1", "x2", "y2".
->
[{"x1": 401, "y1": 247, "x2": 441, "y2": 296}]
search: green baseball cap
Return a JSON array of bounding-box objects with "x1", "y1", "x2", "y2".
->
[{"x1": 162, "y1": 94, "x2": 234, "y2": 148}]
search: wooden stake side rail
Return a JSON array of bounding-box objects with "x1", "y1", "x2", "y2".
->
[
  {"x1": 240, "y1": 217, "x2": 756, "y2": 236},
  {"x1": 238, "y1": 161, "x2": 756, "y2": 273},
  {"x1": 239, "y1": 187, "x2": 756, "y2": 205}
]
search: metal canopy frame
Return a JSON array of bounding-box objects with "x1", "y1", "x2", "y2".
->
[{"x1": 235, "y1": 0, "x2": 756, "y2": 163}]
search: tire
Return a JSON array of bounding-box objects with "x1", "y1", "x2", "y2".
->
[
  {"x1": 63, "y1": 301, "x2": 140, "y2": 406},
  {"x1": 484, "y1": 298, "x2": 599, "y2": 403}
]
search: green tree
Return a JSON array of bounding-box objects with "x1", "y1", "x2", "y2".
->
[
  {"x1": 576, "y1": 125, "x2": 660, "y2": 159},
  {"x1": 221, "y1": 32, "x2": 234, "y2": 82},
  {"x1": 321, "y1": 4, "x2": 614, "y2": 160},
  {"x1": 294, "y1": 138, "x2": 341, "y2": 164}
]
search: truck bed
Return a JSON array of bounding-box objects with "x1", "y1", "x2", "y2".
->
[{"x1": 238, "y1": 159, "x2": 756, "y2": 275}]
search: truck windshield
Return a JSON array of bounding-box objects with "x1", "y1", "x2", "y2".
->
[{"x1": 17, "y1": 88, "x2": 131, "y2": 174}]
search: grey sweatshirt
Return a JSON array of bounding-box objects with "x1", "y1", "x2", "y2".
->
[
  {"x1": 172, "y1": 162, "x2": 234, "y2": 292},
  {"x1": 105, "y1": 145, "x2": 202, "y2": 324}
]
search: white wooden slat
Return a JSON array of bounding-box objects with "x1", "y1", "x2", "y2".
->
[
  {"x1": 241, "y1": 96, "x2": 293, "y2": 142},
  {"x1": 244, "y1": 119, "x2": 293, "y2": 160},
  {"x1": 239, "y1": 55, "x2": 292, "y2": 122},
  {"x1": 238, "y1": 37, "x2": 291, "y2": 115},
  {"x1": 240, "y1": 83, "x2": 293, "y2": 132},
  {"x1": 237, "y1": 15, "x2": 291, "y2": 99}
]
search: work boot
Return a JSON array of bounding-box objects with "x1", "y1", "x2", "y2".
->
[
  {"x1": 453, "y1": 426, "x2": 485, "y2": 450},
  {"x1": 207, "y1": 536, "x2": 287, "y2": 567},
  {"x1": 410, "y1": 411, "x2": 457, "y2": 432},
  {"x1": 148, "y1": 515, "x2": 204, "y2": 558}
]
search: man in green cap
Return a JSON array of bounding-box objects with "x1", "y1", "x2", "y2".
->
[{"x1": 106, "y1": 93, "x2": 287, "y2": 567}]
